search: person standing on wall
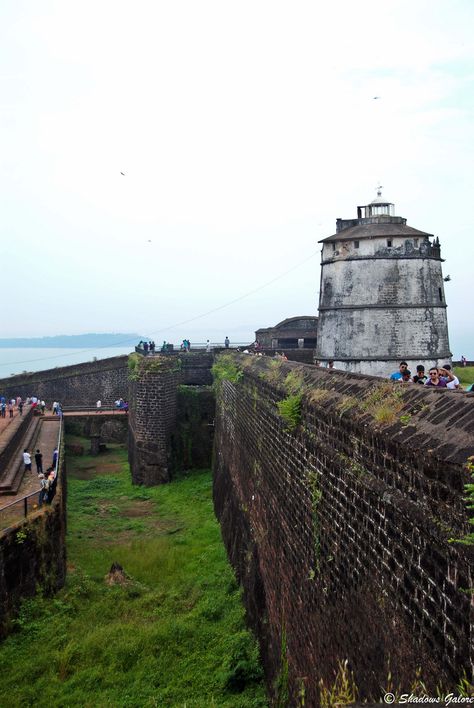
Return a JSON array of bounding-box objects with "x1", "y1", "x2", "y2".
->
[
  {"x1": 206, "y1": 340, "x2": 211, "y2": 352},
  {"x1": 224, "y1": 336, "x2": 230, "y2": 348}
]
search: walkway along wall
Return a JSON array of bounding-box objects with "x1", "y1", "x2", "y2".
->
[
  {"x1": 0, "y1": 445, "x2": 67, "y2": 637},
  {"x1": 212, "y1": 354, "x2": 474, "y2": 704}
]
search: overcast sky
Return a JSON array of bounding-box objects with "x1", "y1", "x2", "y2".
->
[{"x1": 1, "y1": 0, "x2": 473, "y2": 354}]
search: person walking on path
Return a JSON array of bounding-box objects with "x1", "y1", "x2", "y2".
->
[
  {"x1": 18, "y1": 400, "x2": 23, "y2": 415},
  {"x1": 35, "y1": 449, "x2": 43, "y2": 475},
  {"x1": 23, "y1": 449, "x2": 32, "y2": 472},
  {"x1": 38, "y1": 474, "x2": 49, "y2": 507},
  {"x1": 1, "y1": 401, "x2": 5, "y2": 418},
  {"x1": 52, "y1": 447, "x2": 58, "y2": 470},
  {"x1": 8, "y1": 401, "x2": 13, "y2": 418}
]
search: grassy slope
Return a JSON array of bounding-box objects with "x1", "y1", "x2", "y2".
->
[
  {"x1": 454, "y1": 366, "x2": 474, "y2": 388},
  {"x1": 0, "y1": 442, "x2": 266, "y2": 707}
]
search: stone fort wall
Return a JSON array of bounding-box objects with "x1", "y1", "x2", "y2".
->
[
  {"x1": 212, "y1": 354, "x2": 474, "y2": 704},
  {"x1": 0, "y1": 356, "x2": 129, "y2": 407}
]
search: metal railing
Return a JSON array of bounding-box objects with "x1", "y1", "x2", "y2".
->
[
  {"x1": 135, "y1": 343, "x2": 251, "y2": 355},
  {"x1": 61, "y1": 406, "x2": 122, "y2": 413},
  {"x1": 0, "y1": 417, "x2": 63, "y2": 531}
]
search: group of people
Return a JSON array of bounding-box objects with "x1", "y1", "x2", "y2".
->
[
  {"x1": 114, "y1": 398, "x2": 129, "y2": 411},
  {"x1": 0, "y1": 396, "x2": 24, "y2": 418},
  {"x1": 137, "y1": 340, "x2": 156, "y2": 354},
  {"x1": 22, "y1": 446, "x2": 59, "y2": 507},
  {"x1": 0, "y1": 396, "x2": 47, "y2": 418},
  {"x1": 180, "y1": 339, "x2": 191, "y2": 351},
  {"x1": 389, "y1": 362, "x2": 465, "y2": 389}
]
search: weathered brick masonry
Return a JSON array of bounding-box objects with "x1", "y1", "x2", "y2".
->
[
  {"x1": 213, "y1": 355, "x2": 474, "y2": 704},
  {"x1": 128, "y1": 353, "x2": 215, "y2": 484},
  {"x1": 0, "y1": 356, "x2": 129, "y2": 406},
  {"x1": 0, "y1": 448, "x2": 66, "y2": 637}
]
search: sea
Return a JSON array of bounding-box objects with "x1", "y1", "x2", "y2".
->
[{"x1": 0, "y1": 347, "x2": 134, "y2": 379}]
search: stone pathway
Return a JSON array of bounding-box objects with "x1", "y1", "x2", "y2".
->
[{"x1": 0, "y1": 418, "x2": 60, "y2": 527}]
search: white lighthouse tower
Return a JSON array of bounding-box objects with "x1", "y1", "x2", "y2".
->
[{"x1": 315, "y1": 191, "x2": 452, "y2": 376}]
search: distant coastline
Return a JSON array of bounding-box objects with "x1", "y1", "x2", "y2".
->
[{"x1": 0, "y1": 333, "x2": 145, "y2": 348}]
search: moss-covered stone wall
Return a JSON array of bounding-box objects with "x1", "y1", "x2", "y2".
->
[{"x1": 212, "y1": 353, "x2": 474, "y2": 704}]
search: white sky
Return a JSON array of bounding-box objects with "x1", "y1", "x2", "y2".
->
[{"x1": 1, "y1": 0, "x2": 473, "y2": 354}]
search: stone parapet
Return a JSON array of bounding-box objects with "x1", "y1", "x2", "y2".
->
[{"x1": 213, "y1": 354, "x2": 474, "y2": 704}]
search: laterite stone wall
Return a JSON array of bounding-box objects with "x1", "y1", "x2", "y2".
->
[
  {"x1": 128, "y1": 355, "x2": 216, "y2": 485},
  {"x1": 0, "y1": 451, "x2": 67, "y2": 637},
  {"x1": 213, "y1": 355, "x2": 474, "y2": 705},
  {"x1": 0, "y1": 356, "x2": 129, "y2": 406}
]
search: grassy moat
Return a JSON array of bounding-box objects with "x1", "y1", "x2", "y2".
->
[{"x1": 0, "y1": 440, "x2": 266, "y2": 707}]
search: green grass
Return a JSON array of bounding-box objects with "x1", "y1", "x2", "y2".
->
[
  {"x1": 454, "y1": 366, "x2": 474, "y2": 388},
  {"x1": 0, "y1": 439, "x2": 266, "y2": 707}
]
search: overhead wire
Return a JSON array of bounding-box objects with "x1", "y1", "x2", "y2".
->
[{"x1": 0, "y1": 248, "x2": 320, "y2": 370}]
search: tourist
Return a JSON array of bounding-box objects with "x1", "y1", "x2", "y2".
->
[
  {"x1": 425, "y1": 368, "x2": 448, "y2": 388},
  {"x1": 52, "y1": 447, "x2": 58, "y2": 470},
  {"x1": 413, "y1": 365, "x2": 427, "y2": 384},
  {"x1": 47, "y1": 469, "x2": 58, "y2": 503},
  {"x1": 461, "y1": 355, "x2": 467, "y2": 367},
  {"x1": 23, "y1": 449, "x2": 32, "y2": 472},
  {"x1": 7, "y1": 401, "x2": 13, "y2": 418},
  {"x1": 150, "y1": 341, "x2": 155, "y2": 353},
  {"x1": 34, "y1": 449, "x2": 43, "y2": 475},
  {"x1": 401, "y1": 369, "x2": 413, "y2": 383},
  {"x1": 143, "y1": 341, "x2": 149, "y2": 354},
  {"x1": 0, "y1": 400, "x2": 5, "y2": 418},
  {"x1": 442, "y1": 364, "x2": 460, "y2": 389},
  {"x1": 96, "y1": 400, "x2": 102, "y2": 412},
  {"x1": 224, "y1": 336, "x2": 230, "y2": 349},
  {"x1": 18, "y1": 400, "x2": 23, "y2": 416},
  {"x1": 52, "y1": 401, "x2": 58, "y2": 415},
  {"x1": 390, "y1": 362, "x2": 408, "y2": 380},
  {"x1": 161, "y1": 340, "x2": 167, "y2": 352},
  {"x1": 206, "y1": 340, "x2": 211, "y2": 353},
  {"x1": 328, "y1": 360, "x2": 334, "y2": 369},
  {"x1": 38, "y1": 474, "x2": 49, "y2": 507}
]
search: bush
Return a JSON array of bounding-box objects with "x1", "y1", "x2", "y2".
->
[
  {"x1": 277, "y1": 395, "x2": 302, "y2": 431},
  {"x1": 212, "y1": 354, "x2": 243, "y2": 388}
]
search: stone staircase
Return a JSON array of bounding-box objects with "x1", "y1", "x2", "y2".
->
[{"x1": 0, "y1": 416, "x2": 42, "y2": 495}]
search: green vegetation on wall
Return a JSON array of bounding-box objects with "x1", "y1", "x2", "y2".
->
[
  {"x1": 307, "y1": 470, "x2": 322, "y2": 570},
  {"x1": 212, "y1": 353, "x2": 243, "y2": 389},
  {"x1": 128, "y1": 353, "x2": 182, "y2": 381},
  {"x1": 277, "y1": 394, "x2": 302, "y2": 432}
]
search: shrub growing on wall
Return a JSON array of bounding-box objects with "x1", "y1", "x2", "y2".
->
[
  {"x1": 211, "y1": 354, "x2": 243, "y2": 389},
  {"x1": 276, "y1": 394, "x2": 302, "y2": 432}
]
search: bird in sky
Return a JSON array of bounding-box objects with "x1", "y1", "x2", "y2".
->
[
  {"x1": 120, "y1": 172, "x2": 126, "y2": 176},
  {"x1": 373, "y1": 96, "x2": 381, "y2": 100}
]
